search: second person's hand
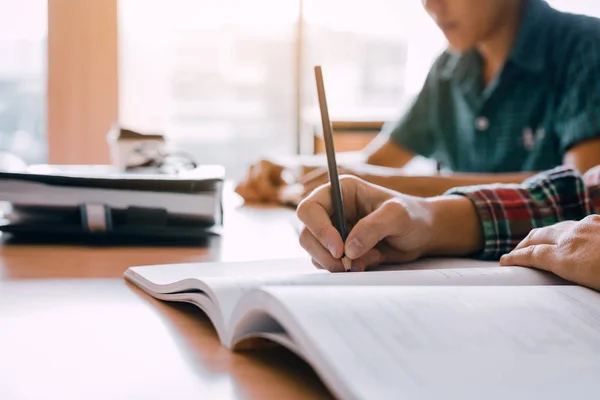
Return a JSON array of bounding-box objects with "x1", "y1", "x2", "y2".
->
[
  {"x1": 235, "y1": 160, "x2": 287, "y2": 203},
  {"x1": 299, "y1": 165, "x2": 359, "y2": 198},
  {"x1": 500, "y1": 215, "x2": 600, "y2": 291}
]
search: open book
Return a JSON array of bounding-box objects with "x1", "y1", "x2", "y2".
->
[{"x1": 125, "y1": 257, "x2": 600, "y2": 400}]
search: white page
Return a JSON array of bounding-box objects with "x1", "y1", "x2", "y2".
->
[
  {"x1": 207, "y1": 265, "x2": 566, "y2": 345},
  {"x1": 126, "y1": 257, "x2": 546, "y2": 294},
  {"x1": 257, "y1": 285, "x2": 600, "y2": 400},
  {"x1": 128, "y1": 259, "x2": 567, "y2": 339},
  {"x1": 125, "y1": 257, "x2": 317, "y2": 291},
  {"x1": 211, "y1": 264, "x2": 566, "y2": 318}
]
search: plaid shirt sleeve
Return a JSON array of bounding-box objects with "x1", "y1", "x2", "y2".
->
[{"x1": 444, "y1": 165, "x2": 600, "y2": 260}]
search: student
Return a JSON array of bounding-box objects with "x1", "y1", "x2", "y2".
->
[
  {"x1": 295, "y1": 164, "x2": 600, "y2": 291},
  {"x1": 236, "y1": 0, "x2": 600, "y2": 202}
]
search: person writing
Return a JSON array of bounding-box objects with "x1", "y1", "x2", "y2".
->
[
  {"x1": 236, "y1": 0, "x2": 600, "y2": 202},
  {"x1": 295, "y1": 164, "x2": 600, "y2": 291}
]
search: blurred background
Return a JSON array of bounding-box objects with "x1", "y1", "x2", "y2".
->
[{"x1": 1, "y1": 0, "x2": 599, "y2": 179}]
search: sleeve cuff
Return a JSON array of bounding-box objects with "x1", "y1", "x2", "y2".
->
[{"x1": 444, "y1": 185, "x2": 514, "y2": 260}]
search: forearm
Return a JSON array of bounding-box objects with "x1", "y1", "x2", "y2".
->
[
  {"x1": 365, "y1": 172, "x2": 537, "y2": 197},
  {"x1": 408, "y1": 167, "x2": 595, "y2": 261},
  {"x1": 422, "y1": 195, "x2": 485, "y2": 257},
  {"x1": 363, "y1": 138, "x2": 415, "y2": 169}
]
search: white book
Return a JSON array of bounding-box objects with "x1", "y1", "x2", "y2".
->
[
  {"x1": 0, "y1": 164, "x2": 224, "y2": 238},
  {"x1": 123, "y1": 257, "x2": 600, "y2": 399},
  {"x1": 0, "y1": 164, "x2": 224, "y2": 218}
]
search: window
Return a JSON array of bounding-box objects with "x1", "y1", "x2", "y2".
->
[
  {"x1": 119, "y1": 0, "x2": 299, "y2": 179},
  {"x1": 119, "y1": 0, "x2": 443, "y2": 179},
  {"x1": 300, "y1": 0, "x2": 444, "y2": 136},
  {"x1": 0, "y1": 0, "x2": 47, "y2": 164}
]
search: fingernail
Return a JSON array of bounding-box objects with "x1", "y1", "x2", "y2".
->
[
  {"x1": 327, "y1": 244, "x2": 337, "y2": 257},
  {"x1": 345, "y1": 238, "x2": 364, "y2": 259}
]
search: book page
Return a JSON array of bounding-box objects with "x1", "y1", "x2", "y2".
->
[
  {"x1": 258, "y1": 285, "x2": 600, "y2": 400},
  {"x1": 125, "y1": 257, "x2": 319, "y2": 291},
  {"x1": 206, "y1": 265, "x2": 565, "y2": 343},
  {"x1": 128, "y1": 258, "x2": 568, "y2": 339}
]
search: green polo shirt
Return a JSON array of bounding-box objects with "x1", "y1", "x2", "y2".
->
[{"x1": 388, "y1": 0, "x2": 600, "y2": 173}]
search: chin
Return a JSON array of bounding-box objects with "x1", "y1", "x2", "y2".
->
[{"x1": 447, "y1": 41, "x2": 475, "y2": 53}]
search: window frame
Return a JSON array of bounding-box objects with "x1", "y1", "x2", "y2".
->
[{"x1": 47, "y1": 0, "x2": 118, "y2": 164}]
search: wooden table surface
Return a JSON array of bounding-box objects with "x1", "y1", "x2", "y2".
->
[{"x1": 0, "y1": 195, "x2": 333, "y2": 399}]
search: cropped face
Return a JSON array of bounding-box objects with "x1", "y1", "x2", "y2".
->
[{"x1": 421, "y1": 0, "x2": 515, "y2": 51}]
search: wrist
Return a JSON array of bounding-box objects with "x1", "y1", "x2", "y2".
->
[{"x1": 423, "y1": 195, "x2": 485, "y2": 257}]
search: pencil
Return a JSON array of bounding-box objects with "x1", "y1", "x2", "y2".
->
[{"x1": 314, "y1": 66, "x2": 351, "y2": 272}]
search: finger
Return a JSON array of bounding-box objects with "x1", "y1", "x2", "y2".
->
[
  {"x1": 299, "y1": 227, "x2": 344, "y2": 272},
  {"x1": 311, "y1": 259, "x2": 325, "y2": 270},
  {"x1": 277, "y1": 183, "x2": 304, "y2": 207},
  {"x1": 344, "y1": 200, "x2": 408, "y2": 260},
  {"x1": 249, "y1": 165, "x2": 280, "y2": 202},
  {"x1": 513, "y1": 226, "x2": 560, "y2": 251},
  {"x1": 296, "y1": 198, "x2": 344, "y2": 259},
  {"x1": 499, "y1": 244, "x2": 556, "y2": 271},
  {"x1": 261, "y1": 160, "x2": 285, "y2": 186},
  {"x1": 234, "y1": 182, "x2": 261, "y2": 203},
  {"x1": 349, "y1": 248, "x2": 384, "y2": 272}
]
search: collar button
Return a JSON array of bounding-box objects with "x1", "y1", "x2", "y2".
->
[{"x1": 475, "y1": 117, "x2": 489, "y2": 131}]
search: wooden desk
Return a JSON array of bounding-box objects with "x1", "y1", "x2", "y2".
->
[{"x1": 0, "y1": 195, "x2": 332, "y2": 399}]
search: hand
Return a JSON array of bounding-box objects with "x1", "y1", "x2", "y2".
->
[
  {"x1": 299, "y1": 165, "x2": 359, "y2": 198},
  {"x1": 296, "y1": 176, "x2": 435, "y2": 272},
  {"x1": 500, "y1": 215, "x2": 600, "y2": 291},
  {"x1": 235, "y1": 160, "x2": 287, "y2": 203}
]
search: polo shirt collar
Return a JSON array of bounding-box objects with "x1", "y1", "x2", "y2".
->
[{"x1": 508, "y1": 0, "x2": 553, "y2": 73}]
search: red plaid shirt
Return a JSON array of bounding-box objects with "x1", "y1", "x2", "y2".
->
[{"x1": 446, "y1": 165, "x2": 600, "y2": 260}]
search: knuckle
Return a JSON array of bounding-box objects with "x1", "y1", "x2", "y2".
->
[
  {"x1": 528, "y1": 228, "x2": 540, "y2": 238},
  {"x1": 382, "y1": 198, "x2": 404, "y2": 213},
  {"x1": 339, "y1": 175, "x2": 359, "y2": 186},
  {"x1": 338, "y1": 175, "x2": 352, "y2": 186},
  {"x1": 531, "y1": 245, "x2": 545, "y2": 260},
  {"x1": 580, "y1": 215, "x2": 600, "y2": 231},
  {"x1": 523, "y1": 245, "x2": 536, "y2": 261},
  {"x1": 296, "y1": 201, "x2": 313, "y2": 223},
  {"x1": 584, "y1": 214, "x2": 600, "y2": 223},
  {"x1": 525, "y1": 227, "x2": 544, "y2": 242},
  {"x1": 382, "y1": 199, "x2": 409, "y2": 223},
  {"x1": 298, "y1": 228, "x2": 312, "y2": 250}
]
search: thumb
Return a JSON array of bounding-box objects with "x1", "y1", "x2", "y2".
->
[{"x1": 344, "y1": 200, "x2": 408, "y2": 259}]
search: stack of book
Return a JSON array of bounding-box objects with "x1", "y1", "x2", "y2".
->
[{"x1": 0, "y1": 164, "x2": 225, "y2": 241}]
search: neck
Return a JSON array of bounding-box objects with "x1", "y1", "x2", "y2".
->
[{"x1": 476, "y1": 0, "x2": 525, "y2": 84}]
